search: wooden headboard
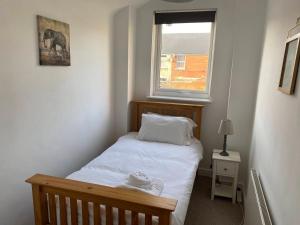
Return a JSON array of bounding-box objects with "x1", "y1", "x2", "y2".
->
[{"x1": 130, "y1": 101, "x2": 204, "y2": 139}]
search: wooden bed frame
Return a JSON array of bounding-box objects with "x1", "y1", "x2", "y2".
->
[{"x1": 26, "y1": 101, "x2": 204, "y2": 225}]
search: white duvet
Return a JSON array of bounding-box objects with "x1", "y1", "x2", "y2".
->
[{"x1": 66, "y1": 132, "x2": 203, "y2": 225}]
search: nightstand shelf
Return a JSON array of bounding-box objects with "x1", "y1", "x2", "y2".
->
[
  {"x1": 211, "y1": 149, "x2": 241, "y2": 203},
  {"x1": 215, "y1": 183, "x2": 233, "y2": 198}
]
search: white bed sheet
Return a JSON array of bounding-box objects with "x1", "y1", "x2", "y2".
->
[{"x1": 66, "y1": 132, "x2": 203, "y2": 225}]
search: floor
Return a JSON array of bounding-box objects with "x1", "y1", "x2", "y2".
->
[{"x1": 184, "y1": 176, "x2": 243, "y2": 225}]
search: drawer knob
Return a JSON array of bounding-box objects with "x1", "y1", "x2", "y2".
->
[{"x1": 224, "y1": 168, "x2": 228, "y2": 171}]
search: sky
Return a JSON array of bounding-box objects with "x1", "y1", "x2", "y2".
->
[{"x1": 162, "y1": 22, "x2": 212, "y2": 34}]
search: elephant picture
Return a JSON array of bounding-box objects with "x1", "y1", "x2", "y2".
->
[{"x1": 37, "y1": 15, "x2": 70, "y2": 66}]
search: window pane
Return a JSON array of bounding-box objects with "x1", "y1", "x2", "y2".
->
[{"x1": 159, "y1": 23, "x2": 212, "y2": 92}]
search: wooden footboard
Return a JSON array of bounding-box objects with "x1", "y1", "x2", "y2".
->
[{"x1": 26, "y1": 174, "x2": 177, "y2": 225}]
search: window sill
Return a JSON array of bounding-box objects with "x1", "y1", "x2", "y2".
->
[{"x1": 147, "y1": 95, "x2": 213, "y2": 104}]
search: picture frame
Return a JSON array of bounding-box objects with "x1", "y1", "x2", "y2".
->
[
  {"x1": 279, "y1": 33, "x2": 300, "y2": 95},
  {"x1": 37, "y1": 15, "x2": 71, "y2": 66}
]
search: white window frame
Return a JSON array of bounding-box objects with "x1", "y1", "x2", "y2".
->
[{"x1": 150, "y1": 12, "x2": 216, "y2": 101}]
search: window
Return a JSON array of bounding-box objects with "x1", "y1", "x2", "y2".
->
[
  {"x1": 175, "y1": 54, "x2": 186, "y2": 70},
  {"x1": 151, "y1": 11, "x2": 216, "y2": 100}
]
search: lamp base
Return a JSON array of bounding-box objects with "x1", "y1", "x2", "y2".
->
[
  {"x1": 220, "y1": 135, "x2": 229, "y2": 156},
  {"x1": 220, "y1": 150, "x2": 229, "y2": 156}
]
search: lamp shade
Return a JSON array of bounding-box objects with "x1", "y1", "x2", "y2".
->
[{"x1": 218, "y1": 119, "x2": 234, "y2": 135}]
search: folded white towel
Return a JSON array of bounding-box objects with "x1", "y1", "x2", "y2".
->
[
  {"x1": 117, "y1": 172, "x2": 164, "y2": 196},
  {"x1": 118, "y1": 178, "x2": 164, "y2": 196},
  {"x1": 128, "y1": 171, "x2": 151, "y2": 187}
]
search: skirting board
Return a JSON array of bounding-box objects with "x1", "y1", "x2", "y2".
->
[{"x1": 198, "y1": 167, "x2": 212, "y2": 177}]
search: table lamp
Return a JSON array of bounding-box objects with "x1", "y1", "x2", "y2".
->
[{"x1": 218, "y1": 119, "x2": 234, "y2": 156}]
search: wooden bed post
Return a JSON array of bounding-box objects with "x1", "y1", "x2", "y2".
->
[
  {"x1": 131, "y1": 101, "x2": 138, "y2": 132},
  {"x1": 194, "y1": 106, "x2": 202, "y2": 139},
  {"x1": 31, "y1": 184, "x2": 47, "y2": 225},
  {"x1": 159, "y1": 212, "x2": 170, "y2": 225}
]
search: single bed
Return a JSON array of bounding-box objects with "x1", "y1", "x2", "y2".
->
[
  {"x1": 26, "y1": 101, "x2": 204, "y2": 225},
  {"x1": 67, "y1": 132, "x2": 203, "y2": 225}
]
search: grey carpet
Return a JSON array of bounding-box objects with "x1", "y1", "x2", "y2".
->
[{"x1": 184, "y1": 176, "x2": 243, "y2": 225}]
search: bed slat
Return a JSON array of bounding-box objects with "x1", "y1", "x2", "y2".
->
[
  {"x1": 82, "y1": 200, "x2": 89, "y2": 225},
  {"x1": 59, "y1": 195, "x2": 67, "y2": 225},
  {"x1": 93, "y1": 203, "x2": 101, "y2": 225},
  {"x1": 42, "y1": 193, "x2": 49, "y2": 225},
  {"x1": 132, "y1": 211, "x2": 139, "y2": 225},
  {"x1": 118, "y1": 209, "x2": 125, "y2": 225},
  {"x1": 106, "y1": 206, "x2": 113, "y2": 225},
  {"x1": 145, "y1": 214, "x2": 152, "y2": 225},
  {"x1": 70, "y1": 198, "x2": 78, "y2": 225},
  {"x1": 48, "y1": 193, "x2": 57, "y2": 225}
]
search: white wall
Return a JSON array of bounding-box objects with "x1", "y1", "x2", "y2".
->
[
  {"x1": 134, "y1": 0, "x2": 235, "y2": 172},
  {"x1": 227, "y1": 0, "x2": 267, "y2": 182},
  {"x1": 246, "y1": 0, "x2": 300, "y2": 224},
  {"x1": 113, "y1": 5, "x2": 137, "y2": 138},
  {"x1": 113, "y1": 6, "x2": 131, "y2": 137},
  {"x1": 0, "y1": 0, "x2": 136, "y2": 224}
]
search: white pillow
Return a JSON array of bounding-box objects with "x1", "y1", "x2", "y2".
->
[
  {"x1": 137, "y1": 113, "x2": 197, "y2": 145},
  {"x1": 147, "y1": 113, "x2": 197, "y2": 140}
]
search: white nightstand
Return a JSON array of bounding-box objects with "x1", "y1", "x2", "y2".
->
[{"x1": 211, "y1": 149, "x2": 241, "y2": 203}]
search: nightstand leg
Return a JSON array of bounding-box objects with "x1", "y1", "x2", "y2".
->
[
  {"x1": 211, "y1": 176, "x2": 215, "y2": 200},
  {"x1": 232, "y1": 175, "x2": 238, "y2": 203},
  {"x1": 211, "y1": 164, "x2": 216, "y2": 200}
]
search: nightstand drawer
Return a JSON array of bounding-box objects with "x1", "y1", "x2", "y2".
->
[{"x1": 215, "y1": 161, "x2": 236, "y2": 176}]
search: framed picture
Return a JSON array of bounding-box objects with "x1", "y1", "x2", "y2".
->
[
  {"x1": 279, "y1": 33, "x2": 300, "y2": 94},
  {"x1": 37, "y1": 15, "x2": 71, "y2": 66}
]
